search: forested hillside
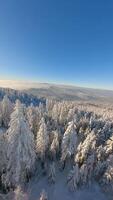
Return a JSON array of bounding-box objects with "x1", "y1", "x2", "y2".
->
[
  {"x1": 0, "y1": 87, "x2": 45, "y2": 106},
  {"x1": 0, "y1": 96, "x2": 113, "y2": 199}
]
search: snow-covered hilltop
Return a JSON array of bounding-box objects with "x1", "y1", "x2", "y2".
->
[
  {"x1": 1, "y1": 81, "x2": 113, "y2": 103},
  {"x1": 25, "y1": 83, "x2": 113, "y2": 104},
  {"x1": 0, "y1": 95, "x2": 113, "y2": 200}
]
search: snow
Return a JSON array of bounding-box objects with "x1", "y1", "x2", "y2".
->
[
  {"x1": 3, "y1": 100, "x2": 36, "y2": 187},
  {"x1": 0, "y1": 127, "x2": 6, "y2": 135},
  {"x1": 1, "y1": 97, "x2": 113, "y2": 200},
  {"x1": 27, "y1": 173, "x2": 109, "y2": 200},
  {"x1": 0, "y1": 128, "x2": 4, "y2": 135},
  {"x1": 26, "y1": 163, "x2": 110, "y2": 200}
]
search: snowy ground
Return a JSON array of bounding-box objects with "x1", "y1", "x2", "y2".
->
[
  {"x1": 1, "y1": 181, "x2": 110, "y2": 200},
  {"x1": 27, "y1": 169, "x2": 109, "y2": 200},
  {"x1": 0, "y1": 128, "x2": 4, "y2": 135},
  {"x1": 0, "y1": 128, "x2": 6, "y2": 135},
  {"x1": 1, "y1": 164, "x2": 112, "y2": 200}
]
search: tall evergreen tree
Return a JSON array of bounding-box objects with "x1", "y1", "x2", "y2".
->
[
  {"x1": 36, "y1": 117, "x2": 49, "y2": 161},
  {"x1": 3, "y1": 100, "x2": 36, "y2": 188},
  {"x1": 1, "y1": 95, "x2": 13, "y2": 128},
  {"x1": 61, "y1": 121, "x2": 78, "y2": 164}
]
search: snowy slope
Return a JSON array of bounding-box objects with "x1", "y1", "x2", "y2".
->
[
  {"x1": 25, "y1": 83, "x2": 113, "y2": 103},
  {"x1": 27, "y1": 175, "x2": 108, "y2": 200},
  {"x1": 0, "y1": 128, "x2": 6, "y2": 135},
  {"x1": 1, "y1": 80, "x2": 113, "y2": 103},
  {"x1": 26, "y1": 163, "x2": 110, "y2": 200}
]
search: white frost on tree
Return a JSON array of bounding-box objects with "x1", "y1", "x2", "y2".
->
[
  {"x1": 104, "y1": 134, "x2": 113, "y2": 156},
  {"x1": 36, "y1": 117, "x2": 49, "y2": 161},
  {"x1": 75, "y1": 131, "x2": 96, "y2": 165},
  {"x1": 27, "y1": 104, "x2": 39, "y2": 137},
  {"x1": 50, "y1": 130, "x2": 59, "y2": 160},
  {"x1": 14, "y1": 185, "x2": 27, "y2": 200},
  {"x1": 61, "y1": 121, "x2": 78, "y2": 163},
  {"x1": 39, "y1": 190, "x2": 48, "y2": 200},
  {"x1": 67, "y1": 164, "x2": 80, "y2": 191},
  {"x1": 48, "y1": 162, "x2": 56, "y2": 184},
  {"x1": 59, "y1": 102, "x2": 68, "y2": 124},
  {"x1": 0, "y1": 134, "x2": 7, "y2": 174},
  {"x1": 46, "y1": 99, "x2": 54, "y2": 117},
  {"x1": 52, "y1": 103, "x2": 60, "y2": 122},
  {"x1": 101, "y1": 155, "x2": 113, "y2": 192},
  {"x1": 79, "y1": 153, "x2": 95, "y2": 185},
  {"x1": 38, "y1": 103, "x2": 45, "y2": 119},
  {"x1": 80, "y1": 163, "x2": 88, "y2": 184},
  {"x1": 0, "y1": 102, "x2": 2, "y2": 127},
  {"x1": 1, "y1": 95, "x2": 13, "y2": 128},
  {"x1": 67, "y1": 108, "x2": 75, "y2": 122},
  {"x1": 94, "y1": 135, "x2": 113, "y2": 180},
  {"x1": 3, "y1": 100, "x2": 36, "y2": 187}
]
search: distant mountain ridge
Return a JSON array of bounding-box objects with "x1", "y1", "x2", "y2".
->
[
  {"x1": 24, "y1": 83, "x2": 113, "y2": 104},
  {"x1": 0, "y1": 81, "x2": 113, "y2": 104}
]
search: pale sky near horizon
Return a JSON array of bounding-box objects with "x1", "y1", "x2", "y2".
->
[{"x1": 0, "y1": 0, "x2": 113, "y2": 90}]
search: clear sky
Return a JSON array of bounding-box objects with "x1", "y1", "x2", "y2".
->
[{"x1": 0, "y1": 0, "x2": 113, "y2": 89}]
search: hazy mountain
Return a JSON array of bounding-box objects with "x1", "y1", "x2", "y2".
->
[
  {"x1": 0, "y1": 80, "x2": 113, "y2": 104},
  {"x1": 24, "y1": 83, "x2": 113, "y2": 104}
]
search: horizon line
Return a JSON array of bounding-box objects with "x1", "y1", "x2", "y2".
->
[{"x1": 0, "y1": 79, "x2": 113, "y2": 92}]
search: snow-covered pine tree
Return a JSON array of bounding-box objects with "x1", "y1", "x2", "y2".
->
[
  {"x1": 79, "y1": 163, "x2": 88, "y2": 185},
  {"x1": 104, "y1": 134, "x2": 113, "y2": 156},
  {"x1": 38, "y1": 103, "x2": 45, "y2": 119},
  {"x1": 79, "y1": 153, "x2": 95, "y2": 186},
  {"x1": 0, "y1": 134, "x2": 7, "y2": 174},
  {"x1": 101, "y1": 155, "x2": 113, "y2": 193},
  {"x1": 61, "y1": 121, "x2": 78, "y2": 165},
  {"x1": 3, "y1": 100, "x2": 36, "y2": 188},
  {"x1": 0, "y1": 102, "x2": 2, "y2": 127},
  {"x1": 14, "y1": 185, "x2": 27, "y2": 200},
  {"x1": 67, "y1": 164, "x2": 80, "y2": 191},
  {"x1": 94, "y1": 159, "x2": 107, "y2": 181},
  {"x1": 94, "y1": 135, "x2": 113, "y2": 180},
  {"x1": 67, "y1": 108, "x2": 75, "y2": 122},
  {"x1": 1, "y1": 95, "x2": 13, "y2": 128},
  {"x1": 75, "y1": 131, "x2": 96, "y2": 166},
  {"x1": 86, "y1": 153, "x2": 95, "y2": 181},
  {"x1": 59, "y1": 101, "x2": 68, "y2": 124},
  {"x1": 48, "y1": 162, "x2": 56, "y2": 184},
  {"x1": 27, "y1": 104, "x2": 39, "y2": 137},
  {"x1": 46, "y1": 99, "x2": 54, "y2": 117},
  {"x1": 36, "y1": 117, "x2": 49, "y2": 161},
  {"x1": 0, "y1": 114, "x2": 2, "y2": 127},
  {"x1": 50, "y1": 130, "x2": 59, "y2": 160},
  {"x1": 39, "y1": 190, "x2": 48, "y2": 200},
  {"x1": 52, "y1": 103, "x2": 60, "y2": 123}
]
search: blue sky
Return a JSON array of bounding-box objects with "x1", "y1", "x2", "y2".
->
[{"x1": 0, "y1": 0, "x2": 113, "y2": 89}]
